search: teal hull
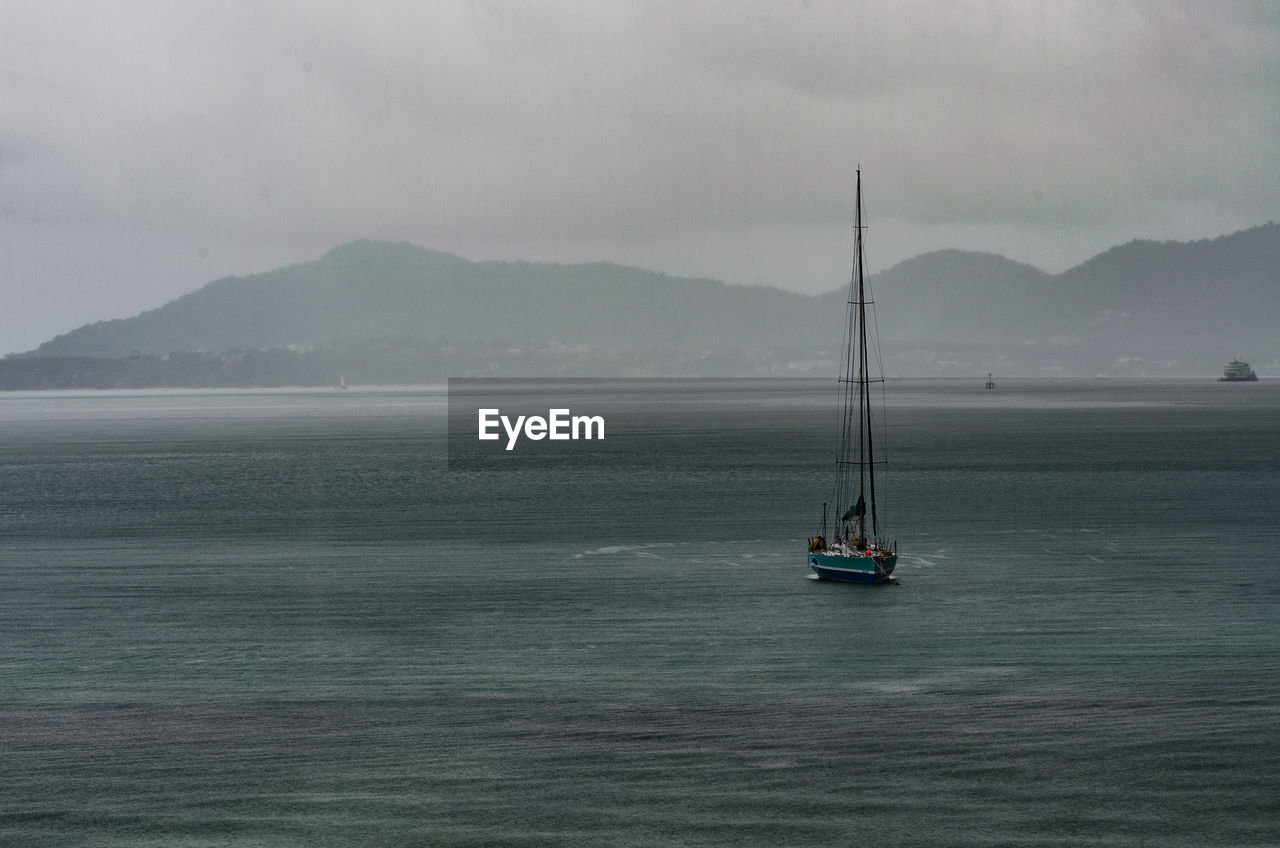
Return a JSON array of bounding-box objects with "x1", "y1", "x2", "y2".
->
[{"x1": 808, "y1": 552, "x2": 897, "y2": 584}]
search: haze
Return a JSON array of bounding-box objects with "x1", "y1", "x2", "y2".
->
[{"x1": 3, "y1": 1, "x2": 1278, "y2": 355}]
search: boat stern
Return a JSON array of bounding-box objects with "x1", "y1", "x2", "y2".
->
[{"x1": 808, "y1": 551, "x2": 897, "y2": 583}]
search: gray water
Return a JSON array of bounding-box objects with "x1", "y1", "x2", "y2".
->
[{"x1": 2, "y1": 380, "x2": 1278, "y2": 846}]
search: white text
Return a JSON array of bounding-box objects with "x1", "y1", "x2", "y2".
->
[{"x1": 478, "y1": 408, "x2": 605, "y2": 450}]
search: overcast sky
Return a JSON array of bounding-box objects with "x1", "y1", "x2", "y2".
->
[{"x1": 2, "y1": 0, "x2": 1277, "y2": 354}]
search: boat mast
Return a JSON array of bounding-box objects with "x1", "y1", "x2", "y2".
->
[{"x1": 832, "y1": 167, "x2": 883, "y2": 544}]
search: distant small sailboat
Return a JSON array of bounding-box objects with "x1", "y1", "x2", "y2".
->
[
  {"x1": 337, "y1": 374, "x2": 349, "y2": 390},
  {"x1": 807, "y1": 168, "x2": 898, "y2": 584}
]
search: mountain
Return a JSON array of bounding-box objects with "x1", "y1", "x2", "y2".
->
[
  {"x1": 846, "y1": 223, "x2": 1279, "y2": 374},
  {"x1": 18, "y1": 223, "x2": 1280, "y2": 378},
  {"x1": 848, "y1": 250, "x2": 1057, "y2": 344},
  {"x1": 28, "y1": 240, "x2": 817, "y2": 358},
  {"x1": 1050, "y1": 226, "x2": 1280, "y2": 351}
]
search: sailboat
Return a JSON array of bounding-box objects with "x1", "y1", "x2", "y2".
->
[{"x1": 807, "y1": 168, "x2": 898, "y2": 583}]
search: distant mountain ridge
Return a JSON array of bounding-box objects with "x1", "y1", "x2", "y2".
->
[
  {"x1": 23, "y1": 223, "x2": 1280, "y2": 376},
  {"x1": 29, "y1": 239, "x2": 817, "y2": 357}
]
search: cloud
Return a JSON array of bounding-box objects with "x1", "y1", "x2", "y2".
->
[{"x1": 1, "y1": 0, "x2": 1278, "y2": 351}]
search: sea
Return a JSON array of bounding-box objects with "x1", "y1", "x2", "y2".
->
[{"x1": 1, "y1": 378, "x2": 1278, "y2": 847}]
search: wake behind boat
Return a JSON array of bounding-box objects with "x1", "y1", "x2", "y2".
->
[{"x1": 807, "y1": 168, "x2": 898, "y2": 584}]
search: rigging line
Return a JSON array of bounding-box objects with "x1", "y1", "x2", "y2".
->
[
  {"x1": 860, "y1": 194, "x2": 891, "y2": 529},
  {"x1": 831, "y1": 177, "x2": 864, "y2": 522},
  {"x1": 867, "y1": 287, "x2": 891, "y2": 458},
  {"x1": 855, "y1": 169, "x2": 879, "y2": 539}
]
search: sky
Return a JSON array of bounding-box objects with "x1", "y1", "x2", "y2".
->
[{"x1": 2, "y1": 0, "x2": 1278, "y2": 355}]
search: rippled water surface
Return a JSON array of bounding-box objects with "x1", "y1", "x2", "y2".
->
[{"x1": 2, "y1": 380, "x2": 1278, "y2": 846}]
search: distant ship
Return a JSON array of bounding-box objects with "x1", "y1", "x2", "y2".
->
[{"x1": 1219, "y1": 359, "x2": 1258, "y2": 382}]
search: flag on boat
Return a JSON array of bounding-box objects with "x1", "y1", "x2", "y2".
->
[{"x1": 841, "y1": 495, "x2": 865, "y2": 521}]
